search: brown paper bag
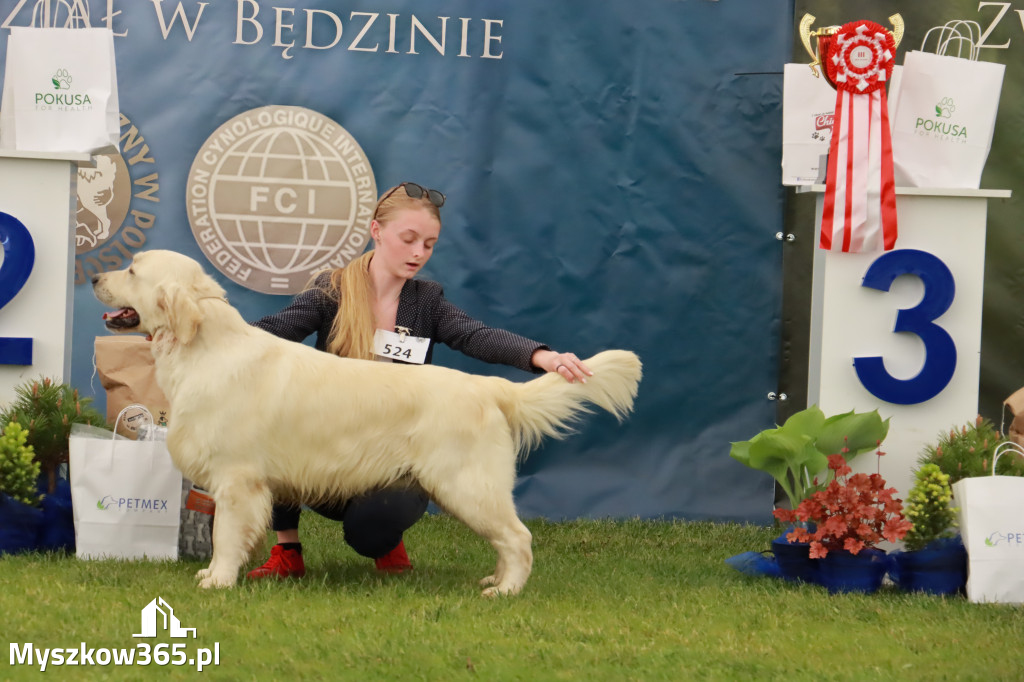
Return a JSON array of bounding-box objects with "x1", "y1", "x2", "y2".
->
[
  {"x1": 95, "y1": 335, "x2": 170, "y2": 436},
  {"x1": 94, "y1": 335, "x2": 214, "y2": 558},
  {"x1": 1003, "y1": 387, "x2": 1024, "y2": 448}
]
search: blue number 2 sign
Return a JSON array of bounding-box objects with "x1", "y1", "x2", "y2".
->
[
  {"x1": 853, "y1": 249, "x2": 957, "y2": 406},
  {"x1": 0, "y1": 211, "x2": 35, "y2": 365}
]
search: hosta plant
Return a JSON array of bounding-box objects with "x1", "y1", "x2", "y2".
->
[
  {"x1": 729, "y1": 405, "x2": 890, "y2": 510},
  {"x1": 773, "y1": 451, "x2": 911, "y2": 559}
]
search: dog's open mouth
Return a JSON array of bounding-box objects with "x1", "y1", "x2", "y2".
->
[{"x1": 102, "y1": 307, "x2": 140, "y2": 330}]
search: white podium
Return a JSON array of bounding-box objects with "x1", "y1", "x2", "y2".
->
[
  {"x1": 0, "y1": 149, "x2": 89, "y2": 405},
  {"x1": 804, "y1": 186, "x2": 1011, "y2": 499}
]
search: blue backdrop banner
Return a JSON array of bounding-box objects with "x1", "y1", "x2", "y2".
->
[{"x1": 0, "y1": 0, "x2": 789, "y2": 522}]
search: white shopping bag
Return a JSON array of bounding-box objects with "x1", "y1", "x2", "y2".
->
[
  {"x1": 781, "y1": 63, "x2": 836, "y2": 186},
  {"x1": 889, "y1": 21, "x2": 984, "y2": 119},
  {"x1": 0, "y1": 27, "x2": 120, "y2": 153},
  {"x1": 69, "y1": 411, "x2": 182, "y2": 560},
  {"x1": 889, "y1": 48, "x2": 1004, "y2": 188},
  {"x1": 953, "y1": 444, "x2": 1024, "y2": 603},
  {"x1": 783, "y1": 64, "x2": 902, "y2": 186}
]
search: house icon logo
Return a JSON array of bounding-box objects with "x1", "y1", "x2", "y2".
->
[{"x1": 133, "y1": 597, "x2": 197, "y2": 638}]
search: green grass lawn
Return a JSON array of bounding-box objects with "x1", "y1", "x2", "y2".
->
[{"x1": 2, "y1": 515, "x2": 1022, "y2": 681}]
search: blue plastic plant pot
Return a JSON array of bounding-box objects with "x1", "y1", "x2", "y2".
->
[
  {"x1": 818, "y1": 547, "x2": 889, "y2": 594},
  {"x1": 772, "y1": 531, "x2": 819, "y2": 584},
  {"x1": 0, "y1": 493, "x2": 43, "y2": 555},
  {"x1": 892, "y1": 536, "x2": 967, "y2": 596},
  {"x1": 37, "y1": 479, "x2": 75, "y2": 553}
]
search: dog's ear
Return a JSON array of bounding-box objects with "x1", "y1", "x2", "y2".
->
[{"x1": 156, "y1": 282, "x2": 202, "y2": 345}]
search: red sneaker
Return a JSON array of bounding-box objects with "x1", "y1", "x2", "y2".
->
[
  {"x1": 375, "y1": 540, "x2": 413, "y2": 573},
  {"x1": 247, "y1": 545, "x2": 306, "y2": 580}
]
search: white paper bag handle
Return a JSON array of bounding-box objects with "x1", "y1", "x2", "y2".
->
[
  {"x1": 992, "y1": 441, "x2": 1024, "y2": 476},
  {"x1": 921, "y1": 21, "x2": 981, "y2": 61}
]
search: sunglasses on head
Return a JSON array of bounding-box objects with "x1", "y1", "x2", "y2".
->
[{"x1": 379, "y1": 182, "x2": 446, "y2": 210}]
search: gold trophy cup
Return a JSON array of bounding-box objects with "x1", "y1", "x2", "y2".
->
[{"x1": 799, "y1": 13, "x2": 904, "y2": 89}]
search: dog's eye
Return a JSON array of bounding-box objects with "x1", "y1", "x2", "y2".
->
[{"x1": 128, "y1": 267, "x2": 135, "y2": 275}]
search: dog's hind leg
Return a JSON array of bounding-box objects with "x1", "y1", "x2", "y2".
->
[
  {"x1": 474, "y1": 501, "x2": 532, "y2": 598},
  {"x1": 197, "y1": 475, "x2": 271, "y2": 588},
  {"x1": 429, "y1": 478, "x2": 533, "y2": 597}
]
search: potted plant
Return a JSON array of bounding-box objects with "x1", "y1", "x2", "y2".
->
[
  {"x1": 891, "y1": 463, "x2": 966, "y2": 595},
  {"x1": 0, "y1": 377, "x2": 108, "y2": 494},
  {"x1": 917, "y1": 415, "x2": 1024, "y2": 484},
  {"x1": 0, "y1": 377, "x2": 108, "y2": 552},
  {"x1": 0, "y1": 422, "x2": 43, "y2": 554},
  {"x1": 729, "y1": 405, "x2": 890, "y2": 582},
  {"x1": 773, "y1": 450, "x2": 912, "y2": 593}
]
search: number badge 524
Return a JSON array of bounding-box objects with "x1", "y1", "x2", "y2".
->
[{"x1": 373, "y1": 327, "x2": 428, "y2": 364}]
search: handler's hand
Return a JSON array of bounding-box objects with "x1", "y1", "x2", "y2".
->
[{"x1": 531, "y1": 349, "x2": 593, "y2": 384}]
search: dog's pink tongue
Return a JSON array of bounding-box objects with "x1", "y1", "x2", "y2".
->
[{"x1": 102, "y1": 308, "x2": 134, "y2": 321}]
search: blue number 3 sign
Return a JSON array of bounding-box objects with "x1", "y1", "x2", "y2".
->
[
  {"x1": 0, "y1": 211, "x2": 35, "y2": 365},
  {"x1": 853, "y1": 249, "x2": 957, "y2": 406}
]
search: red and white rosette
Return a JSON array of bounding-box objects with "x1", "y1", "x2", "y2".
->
[{"x1": 819, "y1": 20, "x2": 897, "y2": 253}]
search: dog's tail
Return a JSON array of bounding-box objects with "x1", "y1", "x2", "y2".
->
[{"x1": 500, "y1": 350, "x2": 642, "y2": 458}]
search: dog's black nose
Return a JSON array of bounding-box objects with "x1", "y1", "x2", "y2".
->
[{"x1": 90, "y1": 275, "x2": 100, "y2": 285}]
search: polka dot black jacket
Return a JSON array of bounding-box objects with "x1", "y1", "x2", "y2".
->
[{"x1": 253, "y1": 272, "x2": 547, "y2": 372}]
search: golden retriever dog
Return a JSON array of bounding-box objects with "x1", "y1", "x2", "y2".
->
[{"x1": 92, "y1": 250, "x2": 642, "y2": 596}]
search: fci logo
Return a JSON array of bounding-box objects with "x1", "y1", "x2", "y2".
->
[{"x1": 185, "y1": 105, "x2": 377, "y2": 295}]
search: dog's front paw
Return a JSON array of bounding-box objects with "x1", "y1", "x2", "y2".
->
[
  {"x1": 195, "y1": 567, "x2": 213, "y2": 580},
  {"x1": 479, "y1": 575, "x2": 497, "y2": 587},
  {"x1": 481, "y1": 581, "x2": 523, "y2": 598},
  {"x1": 198, "y1": 573, "x2": 236, "y2": 589}
]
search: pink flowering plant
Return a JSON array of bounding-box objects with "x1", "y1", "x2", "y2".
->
[{"x1": 773, "y1": 448, "x2": 912, "y2": 559}]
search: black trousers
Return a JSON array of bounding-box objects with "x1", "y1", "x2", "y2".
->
[{"x1": 271, "y1": 486, "x2": 429, "y2": 559}]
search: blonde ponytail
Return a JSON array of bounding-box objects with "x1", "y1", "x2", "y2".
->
[
  {"x1": 324, "y1": 251, "x2": 376, "y2": 360},
  {"x1": 323, "y1": 183, "x2": 439, "y2": 359}
]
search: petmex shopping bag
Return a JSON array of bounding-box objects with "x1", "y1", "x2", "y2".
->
[
  {"x1": 953, "y1": 443, "x2": 1024, "y2": 604},
  {"x1": 69, "y1": 407, "x2": 182, "y2": 560},
  {"x1": 0, "y1": 27, "x2": 120, "y2": 153}
]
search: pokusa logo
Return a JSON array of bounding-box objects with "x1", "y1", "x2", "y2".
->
[
  {"x1": 74, "y1": 113, "x2": 162, "y2": 286},
  {"x1": 35, "y1": 68, "x2": 93, "y2": 110},
  {"x1": 95, "y1": 495, "x2": 170, "y2": 513},
  {"x1": 914, "y1": 97, "x2": 968, "y2": 143},
  {"x1": 51, "y1": 67, "x2": 71, "y2": 90}
]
